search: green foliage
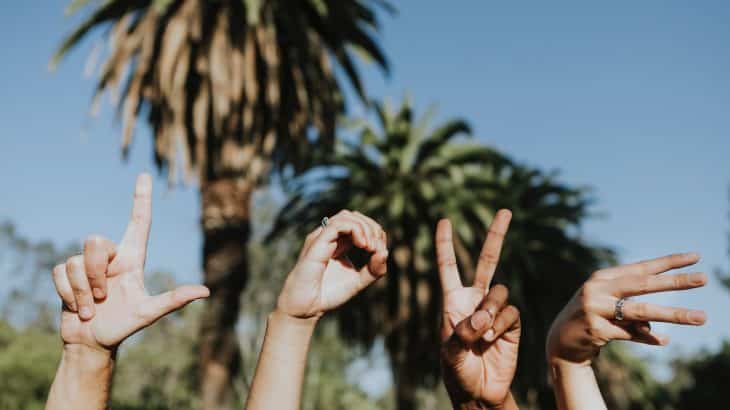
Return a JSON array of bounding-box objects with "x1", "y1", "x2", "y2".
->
[
  {"x1": 669, "y1": 342, "x2": 730, "y2": 408},
  {"x1": 0, "y1": 321, "x2": 61, "y2": 410},
  {"x1": 594, "y1": 344, "x2": 674, "y2": 410},
  {"x1": 271, "y1": 97, "x2": 613, "y2": 408}
]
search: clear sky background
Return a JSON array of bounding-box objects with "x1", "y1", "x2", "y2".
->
[{"x1": 1, "y1": 0, "x2": 729, "y2": 377}]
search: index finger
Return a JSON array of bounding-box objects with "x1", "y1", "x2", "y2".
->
[
  {"x1": 118, "y1": 174, "x2": 153, "y2": 266},
  {"x1": 436, "y1": 219, "x2": 462, "y2": 295},
  {"x1": 473, "y1": 209, "x2": 511, "y2": 290},
  {"x1": 603, "y1": 252, "x2": 700, "y2": 278}
]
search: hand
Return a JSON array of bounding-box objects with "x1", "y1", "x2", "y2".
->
[
  {"x1": 51, "y1": 174, "x2": 210, "y2": 353},
  {"x1": 546, "y1": 253, "x2": 707, "y2": 367},
  {"x1": 276, "y1": 210, "x2": 388, "y2": 319},
  {"x1": 437, "y1": 210, "x2": 520, "y2": 409}
]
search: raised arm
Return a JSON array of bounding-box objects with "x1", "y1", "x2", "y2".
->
[
  {"x1": 245, "y1": 210, "x2": 388, "y2": 410},
  {"x1": 437, "y1": 210, "x2": 521, "y2": 410},
  {"x1": 546, "y1": 253, "x2": 708, "y2": 410},
  {"x1": 46, "y1": 174, "x2": 209, "y2": 410}
]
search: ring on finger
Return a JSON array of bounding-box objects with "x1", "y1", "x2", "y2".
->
[{"x1": 615, "y1": 297, "x2": 628, "y2": 321}]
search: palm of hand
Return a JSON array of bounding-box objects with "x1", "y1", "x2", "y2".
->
[
  {"x1": 281, "y1": 255, "x2": 368, "y2": 318},
  {"x1": 443, "y1": 287, "x2": 520, "y2": 402},
  {"x1": 60, "y1": 262, "x2": 152, "y2": 350}
]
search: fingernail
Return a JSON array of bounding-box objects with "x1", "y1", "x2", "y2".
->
[
  {"x1": 689, "y1": 310, "x2": 706, "y2": 325},
  {"x1": 80, "y1": 306, "x2": 93, "y2": 320},
  {"x1": 684, "y1": 252, "x2": 700, "y2": 260},
  {"x1": 484, "y1": 329, "x2": 495, "y2": 341},
  {"x1": 93, "y1": 288, "x2": 105, "y2": 299},
  {"x1": 470, "y1": 310, "x2": 490, "y2": 330}
]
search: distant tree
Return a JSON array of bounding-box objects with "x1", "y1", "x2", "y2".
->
[
  {"x1": 0, "y1": 222, "x2": 76, "y2": 326},
  {"x1": 0, "y1": 320, "x2": 61, "y2": 410},
  {"x1": 668, "y1": 342, "x2": 730, "y2": 408},
  {"x1": 271, "y1": 98, "x2": 612, "y2": 409},
  {"x1": 594, "y1": 344, "x2": 673, "y2": 410},
  {"x1": 715, "y1": 186, "x2": 730, "y2": 290}
]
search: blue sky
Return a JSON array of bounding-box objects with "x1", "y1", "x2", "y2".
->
[{"x1": 1, "y1": 0, "x2": 729, "y2": 374}]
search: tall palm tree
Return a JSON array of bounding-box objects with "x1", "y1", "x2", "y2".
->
[
  {"x1": 271, "y1": 98, "x2": 612, "y2": 409},
  {"x1": 51, "y1": 0, "x2": 389, "y2": 407}
]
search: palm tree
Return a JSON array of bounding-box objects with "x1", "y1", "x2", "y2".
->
[
  {"x1": 271, "y1": 98, "x2": 612, "y2": 409},
  {"x1": 51, "y1": 0, "x2": 389, "y2": 407}
]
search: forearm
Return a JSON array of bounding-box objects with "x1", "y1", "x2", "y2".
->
[
  {"x1": 549, "y1": 359, "x2": 606, "y2": 410},
  {"x1": 245, "y1": 310, "x2": 318, "y2": 410},
  {"x1": 46, "y1": 345, "x2": 115, "y2": 410}
]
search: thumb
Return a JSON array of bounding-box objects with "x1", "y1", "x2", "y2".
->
[
  {"x1": 443, "y1": 311, "x2": 493, "y2": 364},
  {"x1": 138, "y1": 285, "x2": 210, "y2": 325}
]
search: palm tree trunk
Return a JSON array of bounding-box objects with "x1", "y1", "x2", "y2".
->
[
  {"x1": 199, "y1": 176, "x2": 253, "y2": 410},
  {"x1": 388, "y1": 243, "x2": 420, "y2": 410},
  {"x1": 387, "y1": 330, "x2": 418, "y2": 410}
]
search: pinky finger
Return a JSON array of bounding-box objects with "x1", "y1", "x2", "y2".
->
[
  {"x1": 613, "y1": 320, "x2": 669, "y2": 346},
  {"x1": 52, "y1": 264, "x2": 76, "y2": 312}
]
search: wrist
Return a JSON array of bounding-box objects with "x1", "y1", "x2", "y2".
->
[
  {"x1": 547, "y1": 354, "x2": 594, "y2": 370},
  {"x1": 548, "y1": 356, "x2": 597, "y2": 387},
  {"x1": 450, "y1": 393, "x2": 516, "y2": 410},
  {"x1": 62, "y1": 343, "x2": 116, "y2": 368},
  {"x1": 444, "y1": 374, "x2": 516, "y2": 410},
  {"x1": 270, "y1": 308, "x2": 320, "y2": 331}
]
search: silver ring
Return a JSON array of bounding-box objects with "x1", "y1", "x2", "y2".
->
[
  {"x1": 614, "y1": 297, "x2": 628, "y2": 321},
  {"x1": 321, "y1": 216, "x2": 329, "y2": 228}
]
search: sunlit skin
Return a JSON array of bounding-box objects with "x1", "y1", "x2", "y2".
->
[
  {"x1": 246, "y1": 210, "x2": 389, "y2": 410},
  {"x1": 437, "y1": 210, "x2": 521, "y2": 410},
  {"x1": 547, "y1": 253, "x2": 708, "y2": 410},
  {"x1": 46, "y1": 174, "x2": 209, "y2": 410}
]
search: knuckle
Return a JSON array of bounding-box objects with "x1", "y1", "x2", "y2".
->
[
  {"x1": 84, "y1": 235, "x2": 106, "y2": 248},
  {"x1": 637, "y1": 276, "x2": 651, "y2": 294},
  {"x1": 491, "y1": 284, "x2": 509, "y2": 298},
  {"x1": 73, "y1": 286, "x2": 88, "y2": 298},
  {"x1": 632, "y1": 302, "x2": 648, "y2": 321},
  {"x1": 439, "y1": 257, "x2": 458, "y2": 268},
  {"x1": 672, "y1": 274, "x2": 686, "y2": 288},
  {"x1": 52, "y1": 264, "x2": 65, "y2": 276},
  {"x1": 582, "y1": 281, "x2": 600, "y2": 299},
  {"x1": 487, "y1": 228, "x2": 505, "y2": 239},
  {"x1": 66, "y1": 255, "x2": 84, "y2": 270},
  {"x1": 673, "y1": 309, "x2": 688, "y2": 324},
  {"x1": 590, "y1": 270, "x2": 607, "y2": 280},
  {"x1": 478, "y1": 251, "x2": 499, "y2": 265},
  {"x1": 578, "y1": 290, "x2": 599, "y2": 313}
]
